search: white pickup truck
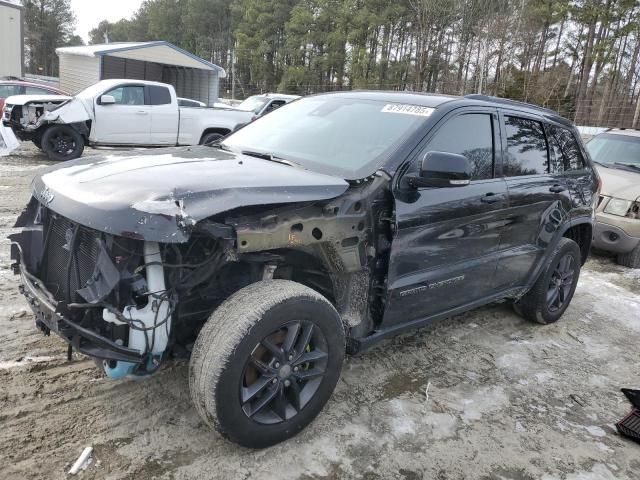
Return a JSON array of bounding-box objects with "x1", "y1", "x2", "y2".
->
[{"x1": 2, "y1": 79, "x2": 259, "y2": 161}]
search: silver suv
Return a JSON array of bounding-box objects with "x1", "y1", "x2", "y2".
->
[{"x1": 586, "y1": 128, "x2": 640, "y2": 268}]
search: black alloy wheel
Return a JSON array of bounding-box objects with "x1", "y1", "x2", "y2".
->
[
  {"x1": 513, "y1": 237, "x2": 582, "y2": 325},
  {"x1": 41, "y1": 125, "x2": 85, "y2": 161},
  {"x1": 189, "y1": 280, "x2": 345, "y2": 448},
  {"x1": 240, "y1": 320, "x2": 328, "y2": 424},
  {"x1": 546, "y1": 253, "x2": 575, "y2": 313}
]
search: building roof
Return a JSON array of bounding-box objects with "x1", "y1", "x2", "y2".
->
[
  {"x1": 0, "y1": 0, "x2": 22, "y2": 9},
  {"x1": 56, "y1": 41, "x2": 226, "y2": 77}
]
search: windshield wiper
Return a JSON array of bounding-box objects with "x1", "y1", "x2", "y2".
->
[
  {"x1": 241, "y1": 150, "x2": 296, "y2": 167},
  {"x1": 614, "y1": 162, "x2": 640, "y2": 171}
]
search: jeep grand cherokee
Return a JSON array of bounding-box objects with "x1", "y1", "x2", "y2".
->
[{"x1": 10, "y1": 92, "x2": 599, "y2": 448}]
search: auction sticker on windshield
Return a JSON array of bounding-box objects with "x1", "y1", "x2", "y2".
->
[{"x1": 381, "y1": 104, "x2": 434, "y2": 117}]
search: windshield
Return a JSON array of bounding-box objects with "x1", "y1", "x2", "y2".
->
[
  {"x1": 222, "y1": 96, "x2": 432, "y2": 179},
  {"x1": 586, "y1": 133, "x2": 640, "y2": 167},
  {"x1": 237, "y1": 96, "x2": 269, "y2": 114}
]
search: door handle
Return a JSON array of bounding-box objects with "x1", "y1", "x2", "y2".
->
[
  {"x1": 136, "y1": 111, "x2": 149, "y2": 115},
  {"x1": 480, "y1": 193, "x2": 506, "y2": 204},
  {"x1": 549, "y1": 184, "x2": 566, "y2": 193}
]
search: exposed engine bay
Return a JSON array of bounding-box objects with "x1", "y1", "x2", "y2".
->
[
  {"x1": 3, "y1": 96, "x2": 71, "y2": 137},
  {"x1": 10, "y1": 171, "x2": 394, "y2": 379}
]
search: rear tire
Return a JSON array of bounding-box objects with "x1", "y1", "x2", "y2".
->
[
  {"x1": 189, "y1": 280, "x2": 345, "y2": 448},
  {"x1": 200, "y1": 132, "x2": 224, "y2": 146},
  {"x1": 41, "y1": 125, "x2": 85, "y2": 161},
  {"x1": 617, "y1": 244, "x2": 640, "y2": 269},
  {"x1": 514, "y1": 238, "x2": 582, "y2": 325}
]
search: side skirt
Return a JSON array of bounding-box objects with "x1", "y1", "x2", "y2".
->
[{"x1": 350, "y1": 286, "x2": 524, "y2": 353}]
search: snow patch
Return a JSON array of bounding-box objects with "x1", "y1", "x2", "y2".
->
[
  {"x1": 541, "y1": 463, "x2": 618, "y2": 480},
  {"x1": 585, "y1": 425, "x2": 606, "y2": 437},
  {"x1": 0, "y1": 356, "x2": 58, "y2": 369}
]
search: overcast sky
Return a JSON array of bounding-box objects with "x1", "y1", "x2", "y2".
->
[{"x1": 70, "y1": 0, "x2": 144, "y2": 43}]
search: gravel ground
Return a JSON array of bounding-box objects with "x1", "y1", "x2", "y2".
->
[{"x1": 0, "y1": 144, "x2": 639, "y2": 480}]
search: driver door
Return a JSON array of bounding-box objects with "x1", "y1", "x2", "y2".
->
[
  {"x1": 93, "y1": 85, "x2": 151, "y2": 144},
  {"x1": 383, "y1": 109, "x2": 510, "y2": 327}
]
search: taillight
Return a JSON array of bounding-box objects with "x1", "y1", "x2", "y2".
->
[{"x1": 251, "y1": 116, "x2": 257, "y2": 122}]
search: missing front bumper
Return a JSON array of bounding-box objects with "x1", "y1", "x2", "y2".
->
[{"x1": 12, "y1": 242, "x2": 144, "y2": 364}]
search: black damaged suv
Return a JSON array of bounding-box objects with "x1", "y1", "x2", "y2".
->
[{"x1": 11, "y1": 92, "x2": 599, "y2": 447}]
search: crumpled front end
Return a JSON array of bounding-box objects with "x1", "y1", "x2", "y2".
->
[
  {"x1": 2, "y1": 96, "x2": 75, "y2": 140},
  {"x1": 10, "y1": 198, "x2": 189, "y2": 378}
]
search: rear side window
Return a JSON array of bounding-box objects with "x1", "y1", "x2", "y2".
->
[
  {"x1": 548, "y1": 125, "x2": 586, "y2": 171},
  {"x1": 25, "y1": 86, "x2": 55, "y2": 95},
  {"x1": 424, "y1": 113, "x2": 495, "y2": 180},
  {"x1": 503, "y1": 116, "x2": 548, "y2": 176},
  {"x1": 149, "y1": 86, "x2": 172, "y2": 106},
  {"x1": 547, "y1": 133, "x2": 565, "y2": 174},
  {"x1": 0, "y1": 84, "x2": 21, "y2": 97}
]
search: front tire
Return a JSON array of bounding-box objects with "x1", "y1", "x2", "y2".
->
[
  {"x1": 189, "y1": 280, "x2": 345, "y2": 448},
  {"x1": 617, "y1": 244, "x2": 640, "y2": 269},
  {"x1": 41, "y1": 125, "x2": 85, "y2": 161},
  {"x1": 514, "y1": 238, "x2": 582, "y2": 325}
]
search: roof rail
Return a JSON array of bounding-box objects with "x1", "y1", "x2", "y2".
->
[{"x1": 464, "y1": 94, "x2": 558, "y2": 115}]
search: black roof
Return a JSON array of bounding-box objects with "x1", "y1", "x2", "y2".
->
[{"x1": 313, "y1": 90, "x2": 574, "y2": 128}]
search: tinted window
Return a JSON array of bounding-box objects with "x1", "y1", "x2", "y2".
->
[
  {"x1": 0, "y1": 84, "x2": 21, "y2": 97},
  {"x1": 425, "y1": 113, "x2": 494, "y2": 180},
  {"x1": 504, "y1": 116, "x2": 548, "y2": 176},
  {"x1": 149, "y1": 86, "x2": 171, "y2": 106},
  {"x1": 104, "y1": 86, "x2": 145, "y2": 105},
  {"x1": 549, "y1": 125, "x2": 585, "y2": 171},
  {"x1": 25, "y1": 86, "x2": 56, "y2": 95},
  {"x1": 547, "y1": 132, "x2": 565, "y2": 174}
]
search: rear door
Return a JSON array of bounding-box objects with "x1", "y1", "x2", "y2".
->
[
  {"x1": 93, "y1": 84, "x2": 151, "y2": 144},
  {"x1": 493, "y1": 111, "x2": 572, "y2": 290},
  {"x1": 149, "y1": 85, "x2": 179, "y2": 145},
  {"x1": 383, "y1": 108, "x2": 510, "y2": 326}
]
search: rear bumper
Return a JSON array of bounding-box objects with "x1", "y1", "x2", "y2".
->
[
  {"x1": 11, "y1": 242, "x2": 144, "y2": 364},
  {"x1": 592, "y1": 221, "x2": 640, "y2": 254}
]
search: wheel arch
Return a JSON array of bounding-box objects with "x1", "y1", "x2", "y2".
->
[
  {"x1": 561, "y1": 219, "x2": 592, "y2": 265},
  {"x1": 521, "y1": 217, "x2": 593, "y2": 296},
  {"x1": 199, "y1": 128, "x2": 231, "y2": 144}
]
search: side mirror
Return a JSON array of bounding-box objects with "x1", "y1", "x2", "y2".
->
[
  {"x1": 408, "y1": 151, "x2": 472, "y2": 188},
  {"x1": 99, "y1": 95, "x2": 116, "y2": 105}
]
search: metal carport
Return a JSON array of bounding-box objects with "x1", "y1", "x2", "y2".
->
[{"x1": 56, "y1": 42, "x2": 226, "y2": 106}]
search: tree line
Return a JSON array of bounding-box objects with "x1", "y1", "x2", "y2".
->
[{"x1": 23, "y1": 0, "x2": 640, "y2": 128}]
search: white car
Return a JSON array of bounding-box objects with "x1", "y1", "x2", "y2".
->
[
  {"x1": 236, "y1": 93, "x2": 300, "y2": 117},
  {"x1": 2, "y1": 79, "x2": 255, "y2": 161}
]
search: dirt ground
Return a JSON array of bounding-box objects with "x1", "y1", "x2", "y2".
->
[{"x1": 0, "y1": 144, "x2": 639, "y2": 480}]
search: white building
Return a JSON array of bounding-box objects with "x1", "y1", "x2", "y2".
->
[
  {"x1": 0, "y1": 0, "x2": 24, "y2": 78},
  {"x1": 56, "y1": 42, "x2": 226, "y2": 106}
]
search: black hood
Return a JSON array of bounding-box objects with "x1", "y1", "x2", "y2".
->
[{"x1": 31, "y1": 147, "x2": 349, "y2": 243}]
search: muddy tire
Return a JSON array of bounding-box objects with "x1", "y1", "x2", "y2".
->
[
  {"x1": 514, "y1": 238, "x2": 582, "y2": 325},
  {"x1": 189, "y1": 280, "x2": 345, "y2": 448},
  {"x1": 41, "y1": 125, "x2": 85, "y2": 161},
  {"x1": 617, "y1": 244, "x2": 640, "y2": 269},
  {"x1": 200, "y1": 132, "x2": 224, "y2": 146}
]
